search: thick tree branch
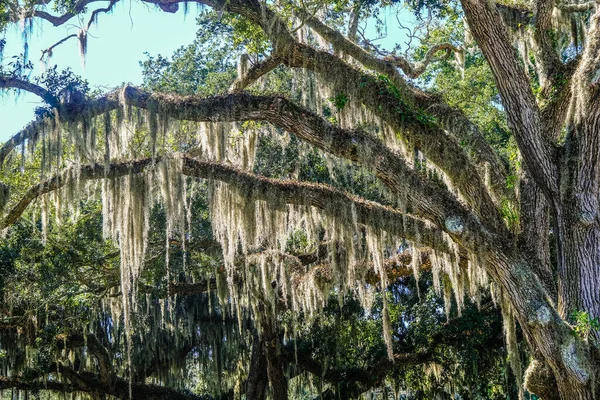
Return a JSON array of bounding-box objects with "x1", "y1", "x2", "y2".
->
[
  {"x1": 460, "y1": 0, "x2": 560, "y2": 198},
  {"x1": 0, "y1": 377, "x2": 76, "y2": 392},
  {"x1": 0, "y1": 155, "x2": 452, "y2": 255},
  {"x1": 300, "y1": 13, "x2": 416, "y2": 105},
  {"x1": 230, "y1": 56, "x2": 281, "y2": 92},
  {"x1": 25, "y1": 0, "x2": 108, "y2": 26},
  {"x1": 55, "y1": 365, "x2": 207, "y2": 400},
  {"x1": 532, "y1": 0, "x2": 568, "y2": 94},
  {"x1": 0, "y1": 75, "x2": 59, "y2": 106},
  {"x1": 0, "y1": 157, "x2": 155, "y2": 229},
  {"x1": 11, "y1": 0, "x2": 508, "y2": 231},
  {"x1": 302, "y1": 15, "x2": 513, "y2": 206},
  {"x1": 3, "y1": 88, "x2": 500, "y2": 253}
]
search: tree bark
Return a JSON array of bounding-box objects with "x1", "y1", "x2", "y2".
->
[{"x1": 246, "y1": 334, "x2": 268, "y2": 400}]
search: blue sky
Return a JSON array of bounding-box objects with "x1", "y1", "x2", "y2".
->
[{"x1": 0, "y1": 1, "x2": 412, "y2": 142}]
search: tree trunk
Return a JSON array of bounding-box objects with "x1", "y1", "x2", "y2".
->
[
  {"x1": 519, "y1": 173, "x2": 556, "y2": 302},
  {"x1": 265, "y1": 333, "x2": 288, "y2": 400},
  {"x1": 246, "y1": 334, "x2": 268, "y2": 400}
]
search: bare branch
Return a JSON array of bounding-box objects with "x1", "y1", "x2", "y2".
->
[
  {"x1": 40, "y1": 34, "x2": 78, "y2": 61},
  {"x1": 230, "y1": 56, "x2": 281, "y2": 92},
  {"x1": 0, "y1": 75, "x2": 59, "y2": 106},
  {"x1": 382, "y1": 43, "x2": 462, "y2": 79},
  {"x1": 40, "y1": 0, "x2": 118, "y2": 61}
]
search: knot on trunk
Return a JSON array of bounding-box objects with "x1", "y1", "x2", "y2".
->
[
  {"x1": 528, "y1": 305, "x2": 551, "y2": 326},
  {"x1": 524, "y1": 359, "x2": 559, "y2": 400},
  {"x1": 444, "y1": 215, "x2": 464, "y2": 234},
  {"x1": 561, "y1": 339, "x2": 591, "y2": 384}
]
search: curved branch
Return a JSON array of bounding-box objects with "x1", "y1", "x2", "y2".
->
[
  {"x1": 12, "y1": 0, "x2": 508, "y2": 228},
  {"x1": 300, "y1": 12, "x2": 416, "y2": 105},
  {"x1": 0, "y1": 155, "x2": 451, "y2": 254},
  {"x1": 26, "y1": 0, "x2": 108, "y2": 26},
  {"x1": 40, "y1": 34, "x2": 77, "y2": 60},
  {"x1": 285, "y1": 15, "x2": 510, "y2": 222},
  {"x1": 230, "y1": 56, "x2": 281, "y2": 92},
  {"x1": 382, "y1": 43, "x2": 461, "y2": 79},
  {"x1": 0, "y1": 87, "x2": 122, "y2": 167},
  {"x1": 40, "y1": 1, "x2": 118, "y2": 60},
  {"x1": 2, "y1": 88, "x2": 500, "y2": 252},
  {"x1": 303, "y1": 15, "x2": 513, "y2": 205},
  {"x1": 0, "y1": 75, "x2": 59, "y2": 106}
]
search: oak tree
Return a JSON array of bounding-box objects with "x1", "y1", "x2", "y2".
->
[{"x1": 1, "y1": 0, "x2": 600, "y2": 398}]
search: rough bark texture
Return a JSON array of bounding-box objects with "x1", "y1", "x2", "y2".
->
[{"x1": 246, "y1": 334, "x2": 268, "y2": 400}]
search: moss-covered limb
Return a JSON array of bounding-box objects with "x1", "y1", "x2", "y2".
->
[
  {"x1": 288, "y1": 48, "x2": 505, "y2": 232},
  {"x1": 230, "y1": 55, "x2": 282, "y2": 92},
  {"x1": 0, "y1": 157, "x2": 156, "y2": 229},
  {"x1": 55, "y1": 332, "x2": 113, "y2": 384},
  {"x1": 0, "y1": 75, "x2": 59, "y2": 106},
  {"x1": 52, "y1": 365, "x2": 212, "y2": 400},
  {"x1": 295, "y1": 13, "x2": 513, "y2": 205},
  {"x1": 1, "y1": 97, "x2": 504, "y2": 248},
  {"x1": 175, "y1": 0, "x2": 506, "y2": 231},
  {"x1": 461, "y1": 0, "x2": 560, "y2": 199},
  {"x1": 181, "y1": 156, "x2": 452, "y2": 253},
  {"x1": 559, "y1": 2, "x2": 597, "y2": 12},
  {"x1": 117, "y1": 88, "x2": 501, "y2": 246},
  {"x1": 304, "y1": 12, "x2": 458, "y2": 80},
  {"x1": 288, "y1": 347, "x2": 434, "y2": 397},
  {"x1": 0, "y1": 154, "x2": 451, "y2": 253},
  {"x1": 418, "y1": 98, "x2": 515, "y2": 205},
  {"x1": 0, "y1": 367, "x2": 213, "y2": 399},
  {"x1": 1, "y1": 86, "x2": 496, "y2": 248},
  {"x1": 298, "y1": 12, "x2": 416, "y2": 105},
  {"x1": 0, "y1": 86, "x2": 122, "y2": 167},
  {"x1": 0, "y1": 376, "x2": 78, "y2": 392}
]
